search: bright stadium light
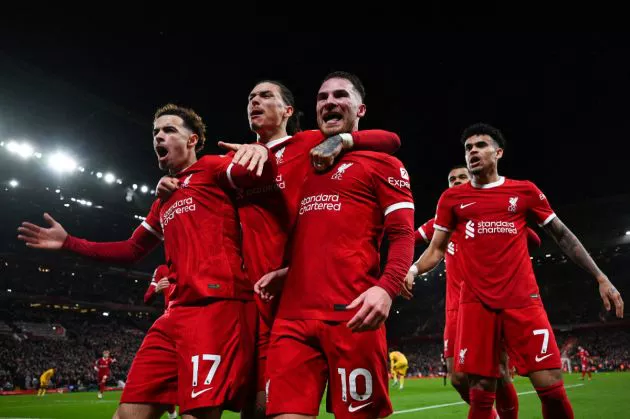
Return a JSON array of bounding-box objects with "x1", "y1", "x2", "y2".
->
[
  {"x1": 132, "y1": 184, "x2": 138, "y2": 190},
  {"x1": 140, "y1": 185, "x2": 149, "y2": 194},
  {"x1": 9, "y1": 179, "x2": 18, "y2": 188},
  {"x1": 7, "y1": 141, "x2": 34, "y2": 159},
  {"x1": 116, "y1": 178, "x2": 123, "y2": 185},
  {"x1": 48, "y1": 152, "x2": 77, "y2": 173},
  {"x1": 626, "y1": 231, "x2": 630, "y2": 236},
  {"x1": 104, "y1": 172, "x2": 116, "y2": 184},
  {"x1": 96, "y1": 172, "x2": 103, "y2": 178},
  {"x1": 102, "y1": 312, "x2": 110, "y2": 317}
]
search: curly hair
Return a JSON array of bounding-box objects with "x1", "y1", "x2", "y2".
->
[
  {"x1": 460, "y1": 123, "x2": 506, "y2": 149},
  {"x1": 154, "y1": 104, "x2": 207, "y2": 151}
]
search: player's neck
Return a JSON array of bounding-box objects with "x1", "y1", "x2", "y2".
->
[
  {"x1": 473, "y1": 170, "x2": 500, "y2": 186},
  {"x1": 256, "y1": 127, "x2": 289, "y2": 144},
  {"x1": 170, "y1": 155, "x2": 198, "y2": 175}
]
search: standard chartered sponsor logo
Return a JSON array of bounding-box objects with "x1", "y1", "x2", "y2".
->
[
  {"x1": 467, "y1": 220, "x2": 518, "y2": 237},
  {"x1": 162, "y1": 197, "x2": 196, "y2": 227},
  {"x1": 299, "y1": 193, "x2": 341, "y2": 215}
]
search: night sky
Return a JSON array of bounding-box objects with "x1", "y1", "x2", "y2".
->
[{"x1": 1, "y1": 31, "x2": 629, "y2": 226}]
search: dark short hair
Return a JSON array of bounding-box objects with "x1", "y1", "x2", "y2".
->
[
  {"x1": 461, "y1": 123, "x2": 506, "y2": 149},
  {"x1": 322, "y1": 71, "x2": 366, "y2": 101},
  {"x1": 255, "y1": 80, "x2": 303, "y2": 135},
  {"x1": 154, "y1": 104, "x2": 207, "y2": 152}
]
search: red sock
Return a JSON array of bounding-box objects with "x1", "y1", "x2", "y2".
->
[
  {"x1": 468, "y1": 388, "x2": 496, "y2": 419},
  {"x1": 536, "y1": 381, "x2": 574, "y2": 419},
  {"x1": 581, "y1": 371, "x2": 585, "y2": 379},
  {"x1": 496, "y1": 381, "x2": 519, "y2": 419},
  {"x1": 99, "y1": 383, "x2": 105, "y2": 393}
]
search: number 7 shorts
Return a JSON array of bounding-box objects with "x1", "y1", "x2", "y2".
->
[
  {"x1": 454, "y1": 301, "x2": 561, "y2": 377},
  {"x1": 120, "y1": 300, "x2": 256, "y2": 414},
  {"x1": 266, "y1": 318, "x2": 392, "y2": 419}
]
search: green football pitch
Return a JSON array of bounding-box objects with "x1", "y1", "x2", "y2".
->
[{"x1": 1, "y1": 372, "x2": 628, "y2": 418}]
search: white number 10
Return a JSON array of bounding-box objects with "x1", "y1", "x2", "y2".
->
[
  {"x1": 191, "y1": 354, "x2": 221, "y2": 387},
  {"x1": 533, "y1": 329, "x2": 549, "y2": 354},
  {"x1": 337, "y1": 368, "x2": 373, "y2": 402}
]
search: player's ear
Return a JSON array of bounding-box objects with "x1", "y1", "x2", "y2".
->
[
  {"x1": 284, "y1": 105, "x2": 294, "y2": 119},
  {"x1": 188, "y1": 134, "x2": 199, "y2": 150},
  {"x1": 496, "y1": 147, "x2": 504, "y2": 160},
  {"x1": 357, "y1": 103, "x2": 366, "y2": 118}
]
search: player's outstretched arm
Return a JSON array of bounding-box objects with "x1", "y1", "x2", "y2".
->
[
  {"x1": 144, "y1": 282, "x2": 157, "y2": 305},
  {"x1": 19, "y1": 213, "x2": 161, "y2": 265},
  {"x1": 310, "y1": 130, "x2": 401, "y2": 172},
  {"x1": 218, "y1": 142, "x2": 271, "y2": 178},
  {"x1": 543, "y1": 217, "x2": 624, "y2": 318},
  {"x1": 17, "y1": 213, "x2": 68, "y2": 249}
]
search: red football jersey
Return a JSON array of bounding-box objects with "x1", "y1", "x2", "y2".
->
[
  {"x1": 416, "y1": 218, "x2": 462, "y2": 312},
  {"x1": 434, "y1": 177, "x2": 556, "y2": 309},
  {"x1": 143, "y1": 155, "x2": 255, "y2": 305},
  {"x1": 578, "y1": 349, "x2": 590, "y2": 363},
  {"x1": 95, "y1": 357, "x2": 114, "y2": 374},
  {"x1": 277, "y1": 151, "x2": 415, "y2": 321},
  {"x1": 236, "y1": 130, "x2": 401, "y2": 286}
]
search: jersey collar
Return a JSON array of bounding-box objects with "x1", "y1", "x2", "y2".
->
[
  {"x1": 471, "y1": 176, "x2": 505, "y2": 189},
  {"x1": 264, "y1": 135, "x2": 292, "y2": 150}
]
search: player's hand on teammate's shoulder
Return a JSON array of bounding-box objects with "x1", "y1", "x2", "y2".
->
[
  {"x1": 218, "y1": 141, "x2": 269, "y2": 177},
  {"x1": 597, "y1": 275, "x2": 624, "y2": 318},
  {"x1": 17, "y1": 213, "x2": 68, "y2": 250},
  {"x1": 156, "y1": 176, "x2": 179, "y2": 200},
  {"x1": 254, "y1": 267, "x2": 289, "y2": 302},
  {"x1": 310, "y1": 134, "x2": 346, "y2": 172},
  {"x1": 346, "y1": 286, "x2": 393, "y2": 332}
]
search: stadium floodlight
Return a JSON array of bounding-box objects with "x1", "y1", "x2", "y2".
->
[
  {"x1": 132, "y1": 184, "x2": 138, "y2": 190},
  {"x1": 116, "y1": 178, "x2": 123, "y2": 184},
  {"x1": 87, "y1": 201, "x2": 92, "y2": 207},
  {"x1": 102, "y1": 312, "x2": 110, "y2": 317},
  {"x1": 7, "y1": 141, "x2": 34, "y2": 159},
  {"x1": 96, "y1": 172, "x2": 103, "y2": 178},
  {"x1": 55, "y1": 189, "x2": 60, "y2": 193},
  {"x1": 626, "y1": 231, "x2": 630, "y2": 236},
  {"x1": 48, "y1": 152, "x2": 77, "y2": 173},
  {"x1": 64, "y1": 203, "x2": 69, "y2": 207},
  {"x1": 34, "y1": 152, "x2": 42, "y2": 159},
  {"x1": 9, "y1": 179, "x2": 18, "y2": 188},
  {"x1": 104, "y1": 173, "x2": 116, "y2": 184},
  {"x1": 140, "y1": 185, "x2": 149, "y2": 194},
  {"x1": 78, "y1": 166, "x2": 85, "y2": 172},
  {"x1": 7, "y1": 289, "x2": 11, "y2": 293}
]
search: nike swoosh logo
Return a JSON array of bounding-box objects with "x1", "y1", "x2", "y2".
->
[
  {"x1": 348, "y1": 402, "x2": 372, "y2": 412},
  {"x1": 460, "y1": 202, "x2": 476, "y2": 209},
  {"x1": 535, "y1": 354, "x2": 553, "y2": 362},
  {"x1": 191, "y1": 387, "x2": 213, "y2": 398}
]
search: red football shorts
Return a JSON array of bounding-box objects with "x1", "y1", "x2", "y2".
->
[
  {"x1": 455, "y1": 302, "x2": 561, "y2": 377},
  {"x1": 120, "y1": 300, "x2": 256, "y2": 413},
  {"x1": 266, "y1": 318, "x2": 392, "y2": 419},
  {"x1": 581, "y1": 363, "x2": 588, "y2": 372},
  {"x1": 443, "y1": 309, "x2": 458, "y2": 359}
]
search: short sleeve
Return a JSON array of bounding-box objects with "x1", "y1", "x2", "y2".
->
[
  {"x1": 369, "y1": 156, "x2": 414, "y2": 216},
  {"x1": 142, "y1": 199, "x2": 164, "y2": 240},
  {"x1": 527, "y1": 182, "x2": 556, "y2": 226},
  {"x1": 434, "y1": 189, "x2": 456, "y2": 232}
]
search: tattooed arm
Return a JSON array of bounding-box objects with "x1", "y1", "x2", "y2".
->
[{"x1": 543, "y1": 217, "x2": 624, "y2": 318}]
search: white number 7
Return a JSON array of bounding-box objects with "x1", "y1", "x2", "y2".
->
[
  {"x1": 191, "y1": 354, "x2": 221, "y2": 387},
  {"x1": 533, "y1": 329, "x2": 549, "y2": 354}
]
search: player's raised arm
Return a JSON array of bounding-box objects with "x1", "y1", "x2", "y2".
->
[{"x1": 543, "y1": 216, "x2": 624, "y2": 318}]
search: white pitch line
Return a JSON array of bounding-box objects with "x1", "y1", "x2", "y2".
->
[{"x1": 394, "y1": 383, "x2": 585, "y2": 415}]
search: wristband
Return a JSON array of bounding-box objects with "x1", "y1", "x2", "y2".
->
[
  {"x1": 340, "y1": 133, "x2": 354, "y2": 149},
  {"x1": 409, "y1": 264, "x2": 419, "y2": 276}
]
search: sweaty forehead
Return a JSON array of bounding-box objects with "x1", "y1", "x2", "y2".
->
[
  {"x1": 464, "y1": 135, "x2": 494, "y2": 147},
  {"x1": 318, "y1": 78, "x2": 358, "y2": 97},
  {"x1": 250, "y1": 82, "x2": 281, "y2": 96},
  {"x1": 154, "y1": 115, "x2": 185, "y2": 129}
]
